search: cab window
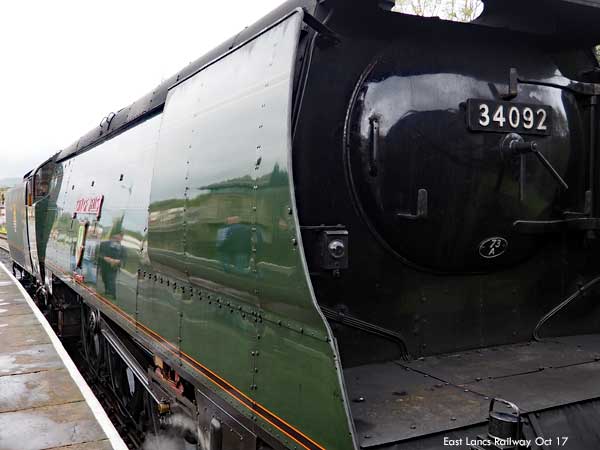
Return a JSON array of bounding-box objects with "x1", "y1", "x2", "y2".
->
[{"x1": 34, "y1": 163, "x2": 53, "y2": 201}]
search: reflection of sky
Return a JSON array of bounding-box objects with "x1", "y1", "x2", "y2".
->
[
  {"x1": 150, "y1": 20, "x2": 292, "y2": 205},
  {"x1": 362, "y1": 72, "x2": 570, "y2": 139},
  {"x1": 350, "y1": 62, "x2": 578, "y2": 228},
  {"x1": 60, "y1": 114, "x2": 161, "y2": 213}
]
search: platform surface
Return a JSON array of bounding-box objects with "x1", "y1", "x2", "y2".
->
[{"x1": 0, "y1": 263, "x2": 125, "y2": 450}]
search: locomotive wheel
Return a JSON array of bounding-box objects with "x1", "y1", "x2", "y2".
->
[
  {"x1": 107, "y1": 346, "x2": 145, "y2": 425},
  {"x1": 81, "y1": 305, "x2": 104, "y2": 370}
]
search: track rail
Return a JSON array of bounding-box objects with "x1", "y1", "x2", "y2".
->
[{"x1": 0, "y1": 234, "x2": 8, "y2": 253}]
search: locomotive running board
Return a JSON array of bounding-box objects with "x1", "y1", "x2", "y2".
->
[{"x1": 101, "y1": 324, "x2": 163, "y2": 405}]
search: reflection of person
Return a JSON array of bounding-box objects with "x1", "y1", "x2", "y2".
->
[
  {"x1": 99, "y1": 232, "x2": 125, "y2": 298},
  {"x1": 216, "y1": 216, "x2": 252, "y2": 273}
]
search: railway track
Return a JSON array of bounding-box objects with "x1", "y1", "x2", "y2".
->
[
  {"x1": 66, "y1": 342, "x2": 145, "y2": 449},
  {"x1": 0, "y1": 235, "x2": 10, "y2": 267},
  {"x1": 0, "y1": 234, "x2": 8, "y2": 253}
]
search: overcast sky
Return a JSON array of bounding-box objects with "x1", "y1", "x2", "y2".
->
[{"x1": 0, "y1": 0, "x2": 286, "y2": 179}]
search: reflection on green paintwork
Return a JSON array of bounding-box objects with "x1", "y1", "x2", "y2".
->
[
  {"x1": 38, "y1": 13, "x2": 354, "y2": 450},
  {"x1": 144, "y1": 13, "x2": 353, "y2": 450}
]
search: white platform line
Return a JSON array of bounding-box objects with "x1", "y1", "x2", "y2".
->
[{"x1": 0, "y1": 262, "x2": 128, "y2": 450}]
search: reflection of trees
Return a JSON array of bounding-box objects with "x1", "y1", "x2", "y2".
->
[
  {"x1": 190, "y1": 164, "x2": 290, "y2": 262},
  {"x1": 148, "y1": 164, "x2": 293, "y2": 271}
]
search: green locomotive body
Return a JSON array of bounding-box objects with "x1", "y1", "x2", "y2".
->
[{"x1": 18, "y1": 11, "x2": 352, "y2": 450}]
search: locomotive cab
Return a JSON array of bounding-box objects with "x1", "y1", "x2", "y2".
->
[
  {"x1": 5, "y1": 176, "x2": 33, "y2": 275},
  {"x1": 6, "y1": 157, "x2": 57, "y2": 283}
]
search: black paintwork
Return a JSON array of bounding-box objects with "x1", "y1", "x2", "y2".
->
[
  {"x1": 290, "y1": 4, "x2": 600, "y2": 446},
  {"x1": 345, "y1": 336, "x2": 600, "y2": 446},
  {"x1": 295, "y1": 0, "x2": 600, "y2": 362}
]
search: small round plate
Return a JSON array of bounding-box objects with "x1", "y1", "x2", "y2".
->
[{"x1": 479, "y1": 237, "x2": 508, "y2": 259}]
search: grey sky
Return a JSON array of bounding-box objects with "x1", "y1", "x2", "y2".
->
[{"x1": 0, "y1": 0, "x2": 285, "y2": 179}]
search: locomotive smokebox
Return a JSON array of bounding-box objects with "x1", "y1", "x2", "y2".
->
[{"x1": 345, "y1": 39, "x2": 584, "y2": 272}]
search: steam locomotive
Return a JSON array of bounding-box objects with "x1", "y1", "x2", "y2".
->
[{"x1": 6, "y1": 0, "x2": 600, "y2": 449}]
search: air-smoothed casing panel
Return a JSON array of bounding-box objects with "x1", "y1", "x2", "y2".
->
[{"x1": 146, "y1": 11, "x2": 354, "y2": 450}]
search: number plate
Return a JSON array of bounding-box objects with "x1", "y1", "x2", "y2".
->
[{"x1": 466, "y1": 99, "x2": 552, "y2": 136}]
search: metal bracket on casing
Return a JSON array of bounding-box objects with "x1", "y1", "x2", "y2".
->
[
  {"x1": 498, "y1": 66, "x2": 600, "y2": 97},
  {"x1": 369, "y1": 117, "x2": 380, "y2": 176},
  {"x1": 397, "y1": 189, "x2": 428, "y2": 220},
  {"x1": 514, "y1": 217, "x2": 600, "y2": 234},
  {"x1": 501, "y1": 68, "x2": 519, "y2": 100},
  {"x1": 518, "y1": 73, "x2": 600, "y2": 97},
  {"x1": 302, "y1": 9, "x2": 341, "y2": 45},
  {"x1": 501, "y1": 133, "x2": 568, "y2": 203}
]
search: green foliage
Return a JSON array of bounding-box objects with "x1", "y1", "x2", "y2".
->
[
  {"x1": 596, "y1": 46, "x2": 600, "y2": 63},
  {"x1": 392, "y1": 0, "x2": 484, "y2": 22},
  {"x1": 444, "y1": 0, "x2": 483, "y2": 22}
]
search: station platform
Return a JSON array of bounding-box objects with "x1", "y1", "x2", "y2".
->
[{"x1": 0, "y1": 262, "x2": 127, "y2": 450}]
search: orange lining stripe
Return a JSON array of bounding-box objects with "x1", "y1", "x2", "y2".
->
[{"x1": 45, "y1": 260, "x2": 326, "y2": 450}]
